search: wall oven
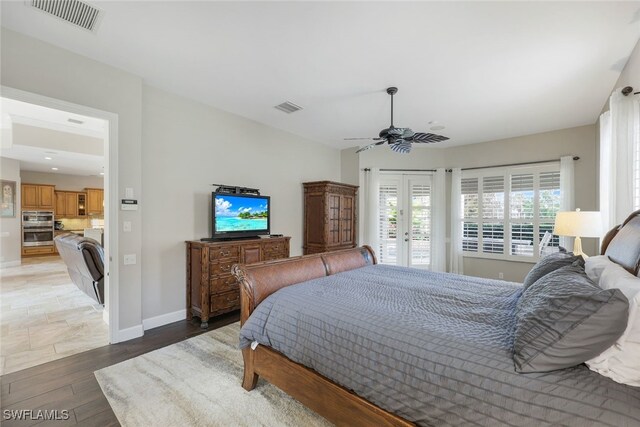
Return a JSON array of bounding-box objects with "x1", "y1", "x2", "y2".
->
[{"x1": 22, "y1": 211, "x2": 54, "y2": 247}]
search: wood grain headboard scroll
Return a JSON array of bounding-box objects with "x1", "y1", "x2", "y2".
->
[{"x1": 232, "y1": 246, "x2": 377, "y2": 325}]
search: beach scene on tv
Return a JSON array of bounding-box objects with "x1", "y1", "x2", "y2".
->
[{"x1": 215, "y1": 195, "x2": 269, "y2": 232}]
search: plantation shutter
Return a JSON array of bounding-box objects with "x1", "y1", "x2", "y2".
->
[
  {"x1": 481, "y1": 176, "x2": 505, "y2": 254},
  {"x1": 510, "y1": 173, "x2": 535, "y2": 256},
  {"x1": 409, "y1": 181, "x2": 431, "y2": 267},
  {"x1": 378, "y1": 182, "x2": 399, "y2": 265},
  {"x1": 461, "y1": 177, "x2": 479, "y2": 252},
  {"x1": 538, "y1": 171, "x2": 561, "y2": 251}
]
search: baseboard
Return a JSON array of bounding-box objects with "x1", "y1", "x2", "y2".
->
[
  {"x1": 0, "y1": 260, "x2": 21, "y2": 268},
  {"x1": 142, "y1": 309, "x2": 187, "y2": 331},
  {"x1": 114, "y1": 324, "x2": 144, "y2": 343}
]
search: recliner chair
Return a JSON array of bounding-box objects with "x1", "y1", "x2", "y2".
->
[{"x1": 55, "y1": 233, "x2": 105, "y2": 305}]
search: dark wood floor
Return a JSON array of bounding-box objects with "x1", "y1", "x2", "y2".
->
[{"x1": 1, "y1": 312, "x2": 239, "y2": 426}]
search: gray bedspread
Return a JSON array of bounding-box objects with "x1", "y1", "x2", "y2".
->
[{"x1": 239, "y1": 265, "x2": 640, "y2": 427}]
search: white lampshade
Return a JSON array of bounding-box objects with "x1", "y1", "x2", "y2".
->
[{"x1": 553, "y1": 210, "x2": 602, "y2": 238}]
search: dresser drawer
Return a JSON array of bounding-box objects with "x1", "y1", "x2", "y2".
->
[
  {"x1": 209, "y1": 245, "x2": 239, "y2": 262},
  {"x1": 263, "y1": 242, "x2": 285, "y2": 254},
  {"x1": 263, "y1": 252, "x2": 286, "y2": 261},
  {"x1": 210, "y1": 260, "x2": 236, "y2": 276},
  {"x1": 210, "y1": 275, "x2": 239, "y2": 292},
  {"x1": 211, "y1": 290, "x2": 240, "y2": 313}
]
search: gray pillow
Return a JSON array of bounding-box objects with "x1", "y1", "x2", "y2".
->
[
  {"x1": 523, "y1": 252, "x2": 584, "y2": 290},
  {"x1": 513, "y1": 264, "x2": 628, "y2": 373}
]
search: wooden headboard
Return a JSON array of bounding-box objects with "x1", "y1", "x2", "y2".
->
[{"x1": 601, "y1": 209, "x2": 640, "y2": 277}]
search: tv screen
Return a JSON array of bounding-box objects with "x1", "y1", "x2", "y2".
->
[{"x1": 213, "y1": 193, "x2": 270, "y2": 237}]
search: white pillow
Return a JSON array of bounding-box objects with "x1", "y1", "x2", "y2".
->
[
  {"x1": 586, "y1": 261, "x2": 640, "y2": 387},
  {"x1": 584, "y1": 255, "x2": 611, "y2": 283}
]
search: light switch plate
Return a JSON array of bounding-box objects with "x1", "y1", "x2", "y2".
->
[
  {"x1": 125, "y1": 187, "x2": 134, "y2": 198},
  {"x1": 124, "y1": 254, "x2": 136, "y2": 265},
  {"x1": 123, "y1": 221, "x2": 131, "y2": 232}
]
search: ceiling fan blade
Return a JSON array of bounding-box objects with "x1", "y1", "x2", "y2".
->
[
  {"x1": 390, "y1": 139, "x2": 412, "y2": 154},
  {"x1": 412, "y1": 132, "x2": 449, "y2": 143},
  {"x1": 356, "y1": 140, "x2": 386, "y2": 153},
  {"x1": 344, "y1": 137, "x2": 383, "y2": 141}
]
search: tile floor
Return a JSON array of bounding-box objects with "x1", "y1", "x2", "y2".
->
[{"x1": 0, "y1": 256, "x2": 109, "y2": 375}]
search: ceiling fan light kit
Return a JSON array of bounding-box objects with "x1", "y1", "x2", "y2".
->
[{"x1": 348, "y1": 87, "x2": 450, "y2": 154}]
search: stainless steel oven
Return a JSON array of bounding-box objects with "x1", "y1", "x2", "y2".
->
[{"x1": 22, "y1": 211, "x2": 54, "y2": 247}]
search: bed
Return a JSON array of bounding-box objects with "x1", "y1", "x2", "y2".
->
[{"x1": 232, "y1": 211, "x2": 640, "y2": 427}]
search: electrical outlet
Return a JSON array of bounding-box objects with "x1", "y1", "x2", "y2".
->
[
  {"x1": 498, "y1": 272, "x2": 504, "y2": 279},
  {"x1": 123, "y1": 221, "x2": 131, "y2": 232},
  {"x1": 124, "y1": 254, "x2": 136, "y2": 265}
]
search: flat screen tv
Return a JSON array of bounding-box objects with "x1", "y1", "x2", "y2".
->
[{"x1": 212, "y1": 192, "x2": 270, "y2": 239}]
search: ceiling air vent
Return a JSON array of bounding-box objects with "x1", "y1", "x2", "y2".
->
[
  {"x1": 30, "y1": 0, "x2": 102, "y2": 32},
  {"x1": 274, "y1": 101, "x2": 303, "y2": 114}
]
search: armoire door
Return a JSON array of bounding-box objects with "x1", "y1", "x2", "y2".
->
[
  {"x1": 327, "y1": 193, "x2": 341, "y2": 246},
  {"x1": 339, "y1": 194, "x2": 355, "y2": 246}
]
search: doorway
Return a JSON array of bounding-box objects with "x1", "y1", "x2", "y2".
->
[
  {"x1": 377, "y1": 173, "x2": 432, "y2": 268},
  {"x1": 1, "y1": 86, "x2": 119, "y2": 372}
]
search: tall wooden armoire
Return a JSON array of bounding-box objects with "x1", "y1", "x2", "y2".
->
[{"x1": 303, "y1": 181, "x2": 358, "y2": 255}]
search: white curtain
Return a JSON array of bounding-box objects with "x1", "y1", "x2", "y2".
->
[
  {"x1": 449, "y1": 168, "x2": 463, "y2": 274},
  {"x1": 559, "y1": 155, "x2": 575, "y2": 251},
  {"x1": 430, "y1": 168, "x2": 447, "y2": 272},
  {"x1": 599, "y1": 90, "x2": 640, "y2": 234},
  {"x1": 361, "y1": 167, "x2": 380, "y2": 251}
]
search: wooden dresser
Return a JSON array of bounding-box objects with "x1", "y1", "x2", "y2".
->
[
  {"x1": 186, "y1": 237, "x2": 290, "y2": 328},
  {"x1": 303, "y1": 181, "x2": 358, "y2": 255}
]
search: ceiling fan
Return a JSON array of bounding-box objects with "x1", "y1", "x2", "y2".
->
[{"x1": 345, "y1": 87, "x2": 449, "y2": 154}]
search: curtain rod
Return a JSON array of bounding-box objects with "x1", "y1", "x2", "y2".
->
[
  {"x1": 362, "y1": 157, "x2": 579, "y2": 174},
  {"x1": 622, "y1": 86, "x2": 640, "y2": 96},
  {"x1": 445, "y1": 156, "x2": 579, "y2": 172},
  {"x1": 363, "y1": 168, "x2": 436, "y2": 172}
]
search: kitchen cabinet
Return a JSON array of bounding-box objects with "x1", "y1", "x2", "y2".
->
[
  {"x1": 55, "y1": 191, "x2": 87, "y2": 218},
  {"x1": 21, "y1": 184, "x2": 55, "y2": 210},
  {"x1": 86, "y1": 188, "x2": 104, "y2": 215}
]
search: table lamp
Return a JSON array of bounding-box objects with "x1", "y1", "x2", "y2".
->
[{"x1": 553, "y1": 209, "x2": 602, "y2": 257}]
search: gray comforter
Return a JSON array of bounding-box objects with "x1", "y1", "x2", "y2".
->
[{"x1": 239, "y1": 265, "x2": 640, "y2": 426}]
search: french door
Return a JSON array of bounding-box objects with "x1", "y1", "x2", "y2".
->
[{"x1": 377, "y1": 174, "x2": 432, "y2": 268}]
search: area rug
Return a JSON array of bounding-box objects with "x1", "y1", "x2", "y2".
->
[{"x1": 94, "y1": 322, "x2": 330, "y2": 427}]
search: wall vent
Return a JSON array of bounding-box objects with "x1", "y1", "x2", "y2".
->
[
  {"x1": 30, "y1": 0, "x2": 102, "y2": 32},
  {"x1": 274, "y1": 101, "x2": 303, "y2": 114}
]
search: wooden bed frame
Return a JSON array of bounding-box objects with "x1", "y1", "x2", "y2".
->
[{"x1": 232, "y1": 210, "x2": 640, "y2": 426}]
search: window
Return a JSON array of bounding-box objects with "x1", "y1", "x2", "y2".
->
[{"x1": 461, "y1": 164, "x2": 562, "y2": 261}]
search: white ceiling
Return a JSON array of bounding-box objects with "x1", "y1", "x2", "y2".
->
[
  {"x1": 2, "y1": 1, "x2": 640, "y2": 148},
  {"x1": 1, "y1": 97, "x2": 105, "y2": 176}
]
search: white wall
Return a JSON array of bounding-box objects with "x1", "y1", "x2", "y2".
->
[
  {"x1": 20, "y1": 171, "x2": 103, "y2": 191},
  {"x1": 350, "y1": 124, "x2": 597, "y2": 282},
  {"x1": 2, "y1": 28, "x2": 143, "y2": 332},
  {"x1": 603, "y1": 39, "x2": 640, "y2": 113},
  {"x1": 141, "y1": 86, "x2": 340, "y2": 320},
  {"x1": 0, "y1": 157, "x2": 21, "y2": 266},
  {"x1": 2, "y1": 28, "x2": 343, "y2": 332}
]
